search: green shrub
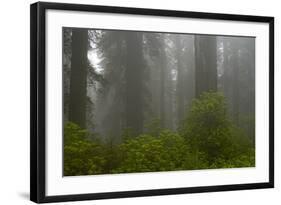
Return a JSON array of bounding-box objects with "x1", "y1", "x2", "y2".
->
[
  {"x1": 114, "y1": 130, "x2": 192, "y2": 173},
  {"x1": 180, "y1": 92, "x2": 254, "y2": 167},
  {"x1": 64, "y1": 122, "x2": 106, "y2": 176},
  {"x1": 63, "y1": 92, "x2": 255, "y2": 176},
  {"x1": 144, "y1": 118, "x2": 162, "y2": 137}
]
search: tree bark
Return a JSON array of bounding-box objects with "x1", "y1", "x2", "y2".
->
[
  {"x1": 175, "y1": 36, "x2": 185, "y2": 123},
  {"x1": 231, "y1": 47, "x2": 240, "y2": 125},
  {"x1": 125, "y1": 32, "x2": 144, "y2": 135},
  {"x1": 195, "y1": 35, "x2": 217, "y2": 97},
  {"x1": 159, "y1": 48, "x2": 166, "y2": 128},
  {"x1": 69, "y1": 29, "x2": 88, "y2": 128}
]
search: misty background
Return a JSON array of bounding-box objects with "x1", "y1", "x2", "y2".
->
[{"x1": 63, "y1": 28, "x2": 255, "y2": 145}]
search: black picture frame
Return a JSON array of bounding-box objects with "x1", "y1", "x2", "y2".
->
[{"x1": 30, "y1": 1, "x2": 274, "y2": 203}]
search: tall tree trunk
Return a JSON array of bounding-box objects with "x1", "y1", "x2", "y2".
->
[
  {"x1": 165, "y1": 76, "x2": 174, "y2": 130},
  {"x1": 175, "y1": 36, "x2": 185, "y2": 123},
  {"x1": 159, "y1": 48, "x2": 166, "y2": 128},
  {"x1": 248, "y1": 39, "x2": 255, "y2": 144},
  {"x1": 125, "y1": 32, "x2": 144, "y2": 135},
  {"x1": 222, "y1": 39, "x2": 230, "y2": 98},
  {"x1": 195, "y1": 35, "x2": 217, "y2": 97},
  {"x1": 221, "y1": 39, "x2": 241, "y2": 126},
  {"x1": 231, "y1": 47, "x2": 240, "y2": 125},
  {"x1": 69, "y1": 29, "x2": 88, "y2": 128}
]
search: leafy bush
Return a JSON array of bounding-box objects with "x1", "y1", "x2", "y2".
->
[
  {"x1": 64, "y1": 122, "x2": 106, "y2": 176},
  {"x1": 114, "y1": 130, "x2": 191, "y2": 173},
  {"x1": 64, "y1": 92, "x2": 255, "y2": 176},
  {"x1": 144, "y1": 118, "x2": 162, "y2": 137},
  {"x1": 180, "y1": 92, "x2": 254, "y2": 167}
]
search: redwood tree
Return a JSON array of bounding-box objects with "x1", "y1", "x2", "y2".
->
[{"x1": 69, "y1": 28, "x2": 88, "y2": 128}]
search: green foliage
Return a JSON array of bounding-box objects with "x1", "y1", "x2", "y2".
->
[
  {"x1": 64, "y1": 122, "x2": 106, "y2": 176},
  {"x1": 209, "y1": 149, "x2": 255, "y2": 168},
  {"x1": 121, "y1": 127, "x2": 136, "y2": 141},
  {"x1": 102, "y1": 139, "x2": 123, "y2": 173},
  {"x1": 238, "y1": 114, "x2": 255, "y2": 143},
  {"x1": 115, "y1": 130, "x2": 191, "y2": 173},
  {"x1": 64, "y1": 92, "x2": 255, "y2": 176},
  {"x1": 180, "y1": 92, "x2": 254, "y2": 167},
  {"x1": 144, "y1": 118, "x2": 162, "y2": 137}
]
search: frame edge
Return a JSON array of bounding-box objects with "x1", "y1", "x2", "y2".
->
[
  {"x1": 30, "y1": 2, "x2": 47, "y2": 203},
  {"x1": 268, "y1": 17, "x2": 274, "y2": 188},
  {"x1": 30, "y1": 1, "x2": 274, "y2": 203},
  {"x1": 30, "y1": 2, "x2": 39, "y2": 203}
]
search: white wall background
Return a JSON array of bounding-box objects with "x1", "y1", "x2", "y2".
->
[{"x1": 0, "y1": 0, "x2": 279, "y2": 204}]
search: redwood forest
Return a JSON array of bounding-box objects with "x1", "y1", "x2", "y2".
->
[{"x1": 63, "y1": 28, "x2": 255, "y2": 176}]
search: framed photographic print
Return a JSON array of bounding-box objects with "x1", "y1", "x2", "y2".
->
[{"x1": 30, "y1": 1, "x2": 274, "y2": 203}]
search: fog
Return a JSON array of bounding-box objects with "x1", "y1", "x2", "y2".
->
[{"x1": 63, "y1": 28, "x2": 255, "y2": 144}]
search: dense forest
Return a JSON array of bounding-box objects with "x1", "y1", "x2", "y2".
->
[{"x1": 63, "y1": 28, "x2": 255, "y2": 176}]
